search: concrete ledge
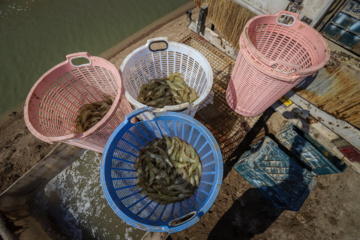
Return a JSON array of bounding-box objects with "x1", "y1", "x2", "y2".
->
[
  {"x1": 99, "y1": 1, "x2": 196, "y2": 60},
  {"x1": 0, "y1": 143, "x2": 85, "y2": 213}
]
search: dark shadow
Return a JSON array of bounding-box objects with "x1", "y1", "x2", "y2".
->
[
  {"x1": 208, "y1": 189, "x2": 283, "y2": 240},
  {"x1": 293, "y1": 73, "x2": 318, "y2": 91},
  {"x1": 209, "y1": 106, "x2": 315, "y2": 239},
  {"x1": 223, "y1": 107, "x2": 276, "y2": 180},
  {"x1": 224, "y1": 106, "x2": 311, "y2": 179},
  {"x1": 26, "y1": 187, "x2": 88, "y2": 240}
]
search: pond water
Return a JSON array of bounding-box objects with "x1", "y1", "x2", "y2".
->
[{"x1": 0, "y1": 0, "x2": 189, "y2": 115}]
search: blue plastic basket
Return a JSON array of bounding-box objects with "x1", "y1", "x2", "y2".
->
[
  {"x1": 235, "y1": 137, "x2": 317, "y2": 211},
  {"x1": 276, "y1": 122, "x2": 347, "y2": 175},
  {"x1": 100, "y1": 107, "x2": 223, "y2": 233}
]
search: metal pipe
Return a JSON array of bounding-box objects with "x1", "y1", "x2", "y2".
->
[{"x1": 312, "y1": 0, "x2": 335, "y2": 28}]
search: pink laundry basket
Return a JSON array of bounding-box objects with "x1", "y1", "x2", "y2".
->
[
  {"x1": 24, "y1": 52, "x2": 134, "y2": 153},
  {"x1": 226, "y1": 11, "x2": 330, "y2": 117}
]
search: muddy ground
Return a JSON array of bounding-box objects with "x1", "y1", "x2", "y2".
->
[{"x1": 0, "y1": 105, "x2": 54, "y2": 193}]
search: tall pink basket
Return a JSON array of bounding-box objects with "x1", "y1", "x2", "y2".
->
[
  {"x1": 226, "y1": 11, "x2": 330, "y2": 117},
  {"x1": 24, "y1": 52, "x2": 133, "y2": 153}
]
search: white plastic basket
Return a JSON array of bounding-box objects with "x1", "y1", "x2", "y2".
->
[{"x1": 120, "y1": 37, "x2": 213, "y2": 120}]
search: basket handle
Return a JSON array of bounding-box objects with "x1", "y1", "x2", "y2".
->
[
  {"x1": 160, "y1": 102, "x2": 191, "y2": 112},
  {"x1": 168, "y1": 211, "x2": 198, "y2": 227},
  {"x1": 124, "y1": 103, "x2": 194, "y2": 123},
  {"x1": 124, "y1": 106, "x2": 153, "y2": 122},
  {"x1": 267, "y1": 59, "x2": 301, "y2": 74},
  {"x1": 275, "y1": 10, "x2": 299, "y2": 27},
  {"x1": 146, "y1": 37, "x2": 169, "y2": 52},
  {"x1": 66, "y1": 52, "x2": 92, "y2": 67}
]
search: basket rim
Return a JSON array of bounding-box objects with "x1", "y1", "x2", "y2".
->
[
  {"x1": 240, "y1": 11, "x2": 330, "y2": 80},
  {"x1": 119, "y1": 39, "x2": 214, "y2": 112},
  {"x1": 100, "y1": 110, "x2": 223, "y2": 233},
  {"x1": 24, "y1": 52, "x2": 125, "y2": 144}
]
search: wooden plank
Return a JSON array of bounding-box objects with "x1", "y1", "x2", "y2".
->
[
  {"x1": 294, "y1": 44, "x2": 360, "y2": 129},
  {"x1": 284, "y1": 91, "x2": 360, "y2": 151},
  {"x1": 188, "y1": 22, "x2": 238, "y2": 60},
  {"x1": 272, "y1": 99, "x2": 360, "y2": 173}
]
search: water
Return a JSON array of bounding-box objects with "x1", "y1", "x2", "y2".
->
[
  {"x1": 28, "y1": 150, "x2": 147, "y2": 239},
  {"x1": 0, "y1": 0, "x2": 189, "y2": 115}
]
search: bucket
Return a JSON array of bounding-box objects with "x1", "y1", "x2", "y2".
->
[
  {"x1": 120, "y1": 37, "x2": 213, "y2": 120},
  {"x1": 24, "y1": 52, "x2": 133, "y2": 153},
  {"x1": 226, "y1": 11, "x2": 330, "y2": 116},
  {"x1": 100, "y1": 107, "x2": 223, "y2": 233}
]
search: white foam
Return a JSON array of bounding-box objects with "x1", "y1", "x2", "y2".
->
[
  {"x1": 125, "y1": 227, "x2": 134, "y2": 240},
  {"x1": 38, "y1": 150, "x2": 144, "y2": 239}
]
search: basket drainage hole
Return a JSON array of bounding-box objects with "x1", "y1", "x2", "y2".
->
[{"x1": 71, "y1": 57, "x2": 91, "y2": 66}]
